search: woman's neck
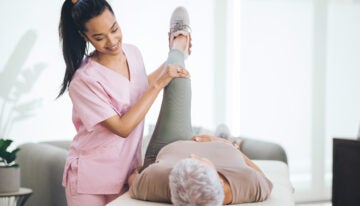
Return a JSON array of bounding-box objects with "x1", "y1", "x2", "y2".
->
[
  {"x1": 91, "y1": 50, "x2": 125, "y2": 66},
  {"x1": 90, "y1": 50, "x2": 129, "y2": 80}
]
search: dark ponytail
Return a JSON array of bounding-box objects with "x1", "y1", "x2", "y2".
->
[{"x1": 57, "y1": 0, "x2": 114, "y2": 97}]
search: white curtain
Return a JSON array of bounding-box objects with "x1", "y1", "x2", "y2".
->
[{"x1": 223, "y1": 0, "x2": 360, "y2": 202}]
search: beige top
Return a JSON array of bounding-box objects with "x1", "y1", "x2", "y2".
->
[{"x1": 129, "y1": 141, "x2": 273, "y2": 204}]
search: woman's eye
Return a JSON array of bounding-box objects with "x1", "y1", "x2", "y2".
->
[
  {"x1": 95, "y1": 38, "x2": 103, "y2": 42},
  {"x1": 112, "y1": 28, "x2": 118, "y2": 33}
]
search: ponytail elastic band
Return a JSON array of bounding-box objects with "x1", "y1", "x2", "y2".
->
[{"x1": 71, "y1": 0, "x2": 78, "y2": 4}]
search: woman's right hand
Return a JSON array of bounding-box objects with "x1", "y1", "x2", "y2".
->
[{"x1": 154, "y1": 64, "x2": 190, "y2": 89}]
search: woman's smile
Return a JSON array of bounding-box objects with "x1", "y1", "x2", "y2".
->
[{"x1": 106, "y1": 41, "x2": 121, "y2": 51}]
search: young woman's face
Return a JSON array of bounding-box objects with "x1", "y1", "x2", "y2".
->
[{"x1": 84, "y1": 8, "x2": 122, "y2": 56}]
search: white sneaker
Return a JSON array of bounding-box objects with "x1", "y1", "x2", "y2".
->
[{"x1": 169, "y1": 6, "x2": 191, "y2": 57}]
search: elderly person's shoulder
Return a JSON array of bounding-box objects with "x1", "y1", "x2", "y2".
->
[{"x1": 129, "y1": 161, "x2": 173, "y2": 202}]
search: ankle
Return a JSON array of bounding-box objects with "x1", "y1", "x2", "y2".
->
[{"x1": 172, "y1": 35, "x2": 188, "y2": 52}]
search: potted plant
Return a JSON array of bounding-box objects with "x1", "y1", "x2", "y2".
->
[{"x1": 0, "y1": 138, "x2": 20, "y2": 193}]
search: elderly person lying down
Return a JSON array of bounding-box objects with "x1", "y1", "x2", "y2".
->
[
  {"x1": 126, "y1": 6, "x2": 272, "y2": 206},
  {"x1": 127, "y1": 134, "x2": 273, "y2": 206}
]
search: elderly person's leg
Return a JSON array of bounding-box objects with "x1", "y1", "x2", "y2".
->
[
  {"x1": 144, "y1": 41, "x2": 192, "y2": 168},
  {"x1": 144, "y1": 7, "x2": 192, "y2": 168}
]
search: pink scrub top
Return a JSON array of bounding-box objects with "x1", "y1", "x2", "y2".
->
[{"x1": 62, "y1": 44, "x2": 148, "y2": 194}]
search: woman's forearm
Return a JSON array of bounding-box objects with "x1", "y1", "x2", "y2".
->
[
  {"x1": 147, "y1": 63, "x2": 165, "y2": 86},
  {"x1": 101, "y1": 84, "x2": 162, "y2": 137}
]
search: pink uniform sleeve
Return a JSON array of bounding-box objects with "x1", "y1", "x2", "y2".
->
[{"x1": 69, "y1": 77, "x2": 117, "y2": 131}]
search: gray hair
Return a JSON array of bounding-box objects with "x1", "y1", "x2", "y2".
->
[{"x1": 169, "y1": 158, "x2": 225, "y2": 206}]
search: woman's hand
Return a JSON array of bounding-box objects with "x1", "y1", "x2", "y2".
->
[
  {"x1": 191, "y1": 134, "x2": 239, "y2": 150},
  {"x1": 154, "y1": 64, "x2": 190, "y2": 89},
  {"x1": 191, "y1": 134, "x2": 218, "y2": 142}
]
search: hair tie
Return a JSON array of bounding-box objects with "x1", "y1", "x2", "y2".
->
[{"x1": 71, "y1": 0, "x2": 78, "y2": 4}]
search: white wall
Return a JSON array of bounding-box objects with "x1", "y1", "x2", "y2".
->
[
  {"x1": 0, "y1": 0, "x2": 71, "y2": 142},
  {"x1": 225, "y1": 0, "x2": 360, "y2": 202},
  {"x1": 325, "y1": 0, "x2": 360, "y2": 186}
]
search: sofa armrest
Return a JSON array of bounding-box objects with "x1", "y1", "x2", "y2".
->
[{"x1": 17, "y1": 142, "x2": 68, "y2": 206}]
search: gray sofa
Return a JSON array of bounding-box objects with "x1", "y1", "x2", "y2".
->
[
  {"x1": 17, "y1": 141, "x2": 70, "y2": 206},
  {"x1": 17, "y1": 136, "x2": 287, "y2": 206}
]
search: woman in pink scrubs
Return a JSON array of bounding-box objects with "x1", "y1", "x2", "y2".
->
[{"x1": 57, "y1": 0, "x2": 190, "y2": 205}]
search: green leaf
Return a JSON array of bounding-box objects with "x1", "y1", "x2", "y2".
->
[
  {"x1": 0, "y1": 139, "x2": 12, "y2": 152},
  {"x1": 0, "y1": 139, "x2": 20, "y2": 166},
  {"x1": 6, "y1": 148, "x2": 20, "y2": 164}
]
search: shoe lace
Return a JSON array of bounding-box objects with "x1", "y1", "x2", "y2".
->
[{"x1": 170, "y1": 21, "x2": 192, "y2": 33}]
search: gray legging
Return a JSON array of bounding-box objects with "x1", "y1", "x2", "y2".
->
[{"x1": 143, "y1": 49, "x2": 193, "y2": 168}]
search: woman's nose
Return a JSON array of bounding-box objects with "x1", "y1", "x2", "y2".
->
[{"x1": 107, "y1": 35, "x2": 117, "y2": 45}]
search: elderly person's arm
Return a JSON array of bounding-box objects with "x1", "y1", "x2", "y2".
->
[
  {"x1": 192, "y1": 134, "x2": 264, "y2": 174},
  {"x1": 240, "y1": 151, "x2": 264, "y2": 175}
]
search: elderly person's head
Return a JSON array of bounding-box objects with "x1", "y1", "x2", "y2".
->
[{"x1": 169, "y1": 156, "x2": 224, "y2": 206}]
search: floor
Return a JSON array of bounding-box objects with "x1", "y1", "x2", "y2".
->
[{"x1": 297, "y1": 202, "x2": 331, "y2": 206}]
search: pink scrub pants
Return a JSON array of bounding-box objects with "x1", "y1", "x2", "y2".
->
[{"x1": 65, "y1": 161, "x2": 123, "y2": 206}]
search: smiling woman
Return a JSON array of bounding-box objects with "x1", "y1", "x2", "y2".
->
[{"x1": 57, "y1": 0, "x2": 191, "y2": 205}]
